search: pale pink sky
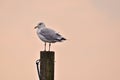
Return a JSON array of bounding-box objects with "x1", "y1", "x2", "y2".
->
[{"x1": 0, "y1": 0, "x2": 120, "y2": 80}]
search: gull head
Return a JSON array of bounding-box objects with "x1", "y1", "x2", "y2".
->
[{"x1": 34, "y1": 22, "x2": 45, "y2": 29}]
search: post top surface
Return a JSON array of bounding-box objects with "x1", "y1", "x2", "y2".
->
[{"x1": 40, "y1": 51, "x2": 55, "y2": 53}]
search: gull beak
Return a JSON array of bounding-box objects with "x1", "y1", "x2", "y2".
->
[{"x1": 34, "y1": 26, "x2": 38, "y2": 29}]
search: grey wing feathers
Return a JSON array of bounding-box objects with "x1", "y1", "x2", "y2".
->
[{"x1": 40, "y1": 28, "x2": 62, "y2": 41}]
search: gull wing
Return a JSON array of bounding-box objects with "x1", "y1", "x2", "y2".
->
[{"x1": 39, "y1": 28, "x2": 62, "y2": 41}]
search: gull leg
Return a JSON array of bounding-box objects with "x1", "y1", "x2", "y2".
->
[
  {"x1": 44, "y1": 42, "x2": 46, "y2": 51},
  {"x1": 49, "y1": 43, "x2": 51, "y2": 51}
]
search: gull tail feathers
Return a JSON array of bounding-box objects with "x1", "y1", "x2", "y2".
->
[
  {"x1": 61, "y1": 37, "x2": 66, "y2": 40},
  {"x1": 56, "y1": 37, "x2": 66, "y2": 42}
]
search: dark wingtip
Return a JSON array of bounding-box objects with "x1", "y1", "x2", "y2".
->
[
  {"x1": 61, "y1": 37, "x2": 66, "y2": 40},
  {"x1": 56, "y1": 37, "x2": 66, "y2": 42}
]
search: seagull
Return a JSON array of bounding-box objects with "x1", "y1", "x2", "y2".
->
[{"x1": 34, "y1": 22, "x2": 66, "y2": 51}]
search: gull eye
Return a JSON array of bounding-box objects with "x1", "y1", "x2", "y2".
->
[{"x1": 38, "y1": 23, "x2": 43, "y2": 25}]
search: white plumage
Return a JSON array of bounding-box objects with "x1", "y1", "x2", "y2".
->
[{"x1": 34, "y1": 22, "x2": 66, "y2": 51}]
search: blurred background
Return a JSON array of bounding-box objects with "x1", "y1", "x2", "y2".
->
[{"x1": 0, "y1": 0, "x2": 120, "y2": 80}]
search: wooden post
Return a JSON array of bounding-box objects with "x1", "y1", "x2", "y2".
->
[{"x1": 40, "y1": 51, "x2": 55, "y2": 80}]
